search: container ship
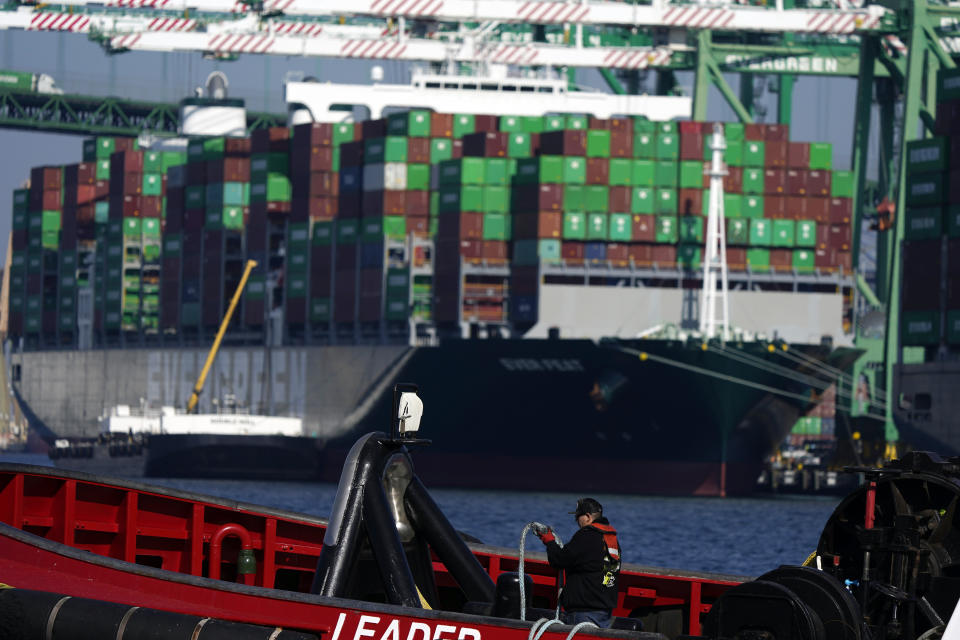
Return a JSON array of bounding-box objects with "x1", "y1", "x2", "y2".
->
[{"x1": 3, "y1": 73, "x2": 861, "y2": 495}]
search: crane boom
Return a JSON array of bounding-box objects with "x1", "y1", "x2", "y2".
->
[{"x1": 185, "y1": 259, "x2": 257, "y2": 414}]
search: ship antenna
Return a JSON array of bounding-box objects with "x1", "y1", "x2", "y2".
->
[{"x1": 699, "y1": 124, "x2": 731, "y2": 344}]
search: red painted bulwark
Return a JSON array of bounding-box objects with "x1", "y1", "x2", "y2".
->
[{"x1": 0, "y1": 467, "x2": 738, "y2": 637}]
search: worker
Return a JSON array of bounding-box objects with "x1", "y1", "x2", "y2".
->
[{"x1": 535, "y1": 498, "x2": 622, "y2": 628}]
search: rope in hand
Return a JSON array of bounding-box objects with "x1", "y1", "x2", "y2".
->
[{"x1": 520, "y1": 521, "x2": 563, "y2": 624}]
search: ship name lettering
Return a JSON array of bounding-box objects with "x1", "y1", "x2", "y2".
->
[{"x1": 330, "y1": 613, "x2": 481, "y2": 640}]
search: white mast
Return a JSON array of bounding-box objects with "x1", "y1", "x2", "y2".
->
[{"x1": 699, "y1": 123, "x2": 730, "y2": 343}]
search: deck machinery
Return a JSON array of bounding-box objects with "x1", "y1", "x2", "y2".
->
[{"x1": 0, "y1": 0, "x2": 958, "y2": 455}]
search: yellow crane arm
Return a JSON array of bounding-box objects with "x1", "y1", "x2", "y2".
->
[{"x1": 186, "y1": 259, "x2": 257, "y2": 414}]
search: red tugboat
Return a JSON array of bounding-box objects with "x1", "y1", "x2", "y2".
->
[{"x1": 0, "y1": 385, "x2": 958, "y2": 639}]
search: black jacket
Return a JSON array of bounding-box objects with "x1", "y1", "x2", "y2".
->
[{"x1": 544, "y1": 517, "x2": 620, "y2": 613}]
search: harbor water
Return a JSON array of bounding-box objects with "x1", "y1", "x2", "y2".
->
[{"x1": 0, "y1": 451, "x2": 841, "y2": 577}]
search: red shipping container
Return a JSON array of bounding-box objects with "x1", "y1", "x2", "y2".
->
[
  {"x1": 606, "y1": 243, "x2": 629, "y2": 265},
  {"x1": 784, "y1": 196, "x2": 808, "y2": 220},
  {"x1": 358, "y1": 294, "x2": 383, "y2": 323},
  {"x1": 727, "y1": 247, "x2": 746, "y2": 270},
  {"x1": 827, "y1": 197, "x2": 851, "y2": 224},
  {"x1": 95, "y1": 180, "x2": 109, "y2": 199},
  {"x1": 481, "y1": 241, "x2": 509, "y2": 261},
  {"x1": 829, "y1": 224, "x2": 852, "y2": 251},
  {"x1": 293, "y1": 196, "x2": 337, "y2": 221},
  {"x1": 765, "y1": 141, "x2": 788, "y2": 168},
  {"x1": 632, "y1": 215, "x2": 655, "y2": 242},
  {"x1": 513, "y1": 184, "x2": 562, "y2": 212},
  {"x1": 836, "y1": 250, "x2": 852, "y2": 272},
  {"x1": 627, "y1": 243, "x2": 652, "y2": 265},
  {"x1": 462, "y1": 132, "x2": 508, "y2": 157},
  {"x1": 764, "y1": 169, "x2": 786, "y2": 195},
  {"x1": 678, "y1": 189, "x2": 703, "y2": 216},
  {"x1": 251, "y1": 127, "x2": 289, "y2": 153},
  {"x1": 562, "y1": 241, "x2": 585, "y2": 262},
  {"x1": 308, "y1": 171, "x2": 339, "y2": 196},
  {"x1": 788, "y1": 142, "x2": 810, "y2": 169},
  {"x1": 540, "y1": 130, "x2": 586, "y2": 156},
  {"x1": 586, "y1": 158, "x2": 609, "y2": 185},
  {"x1": 310, "y1": 249, "x2": 333, "y2": 297},
  {"x1": 745, "y1": 123, "x2": 766, "y2": 141},
  {"x1": 609, "y1": 130, "x2": 633, "y2": 158},
  {"x1": 680, "y1": 134, "x2": 704, "y2": 161},
  {"x1": 473, "y1": 115, "x2": 499, "y2": 132},
  {"x1": 406, "y1": 215, "x2": 430, "y2": 236},
  {"x1": 334, "y1": 273, "x2": 357, "y2": 323},
  {"x1": 770, "y1": 249, "x2": 793, "y2": 271},
  {"x1": 610, "y1": 118, "x2": 631, "y2": 131},
  {"x1": 723, "y1": 167, "x2": 743, "y2": 194},
  {"x1": 452, "y1": 139, "x2": 463, "y2": 159},
  {"x1": 765, "y1": 195, "x2": 786, "y2": 218},
  {"x1": 439, "y1": 212, "x2": 484, "y2": 240},
  {"x1": 405, "y1": 191, "x2": 429, "y2": 217},
  {"x1": 30, "y1": 166, "x2": 62, "y2": 190},
  {"x1": 361, "y1": 119, "x2": 387, "y2": 139},
  {"x1": 587, "y1": 117, "x2": 611, "y2": 130},
  {"x1": 651, "y1": 245, "x2": 677, "y2": 265},
  {"x1": 266, "y1": 200, "x2": 292, "y2": 215},
  {"x1": 141, "y1": 196, "x2": 162, "y2": 218},
  {"x1": 122, "y1": 173, "x2": 142, "y2": 195},
  {"x1": 41, "y1": 190, "x2": 61, "y2": 210},
  {"x1": 243, "y1": 298, "x2": 265, "y2": 327},
  {"x1": 430, "y1": 113, "x2": 453, "y2": 138},
  {"x1": 407, "y1": 138, "x2": 430, "y2": 164},
  {"x1": 814, "y1": 248, "x2": 834, "y2": 269},
  {"x1": 458, "y1": 240, "x2": 484, "y2": 260},
  {"x1": 292, "y1": 145, "x2": 335, "y2": 172},
  {"x1": 293, "y1": 122, "x2": 333, "y2": 146},
  {"x1": 765, "y1": 124, "x2": 789, "y2": 142},
  {"x1": 807, "y1": 170, "x2": 831, "y2": 197},
  {"x1": 27, "y1": 186, "x2": 41, "y2": 210},
  {"x1": 815, "y1": 224, "x2": 830, "y2": 249},
  {"x1": 207, "y1": 157, "x2": 250, "y2": 183},
  {"x1": 111, "y1": 151, "x2": 143, "y2": 174},
  {"x1": 786, "y1": 170, "x2": 808, "y2": 196},
  {"x1": 609, "y1": 186, "x2": 631, "y2": 213},
  {"x1": 679, "y1": 121, "x2": 704, "y2": 135},
  {"x1": 513, "y1": 211, "x2": 562, "y2": 239},
  {"x1": 223, "y1": 137, "x2": 251, "y2": 156},
  {"x1": 12, "y1": 229, "x2": 27, "y2": 250}
]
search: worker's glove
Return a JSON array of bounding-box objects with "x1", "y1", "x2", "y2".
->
[{"x1": 537, "y1": 527, "x2": 555, "y2": 545}]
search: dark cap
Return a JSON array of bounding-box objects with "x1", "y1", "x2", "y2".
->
[{"x1": 569, "y1": 498, "x2": 603, "y2": 518}]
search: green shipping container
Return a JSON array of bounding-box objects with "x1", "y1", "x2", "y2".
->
[
  {"x1": 143, "y1": 151, "x2": 164, "y2": 173},
  {"x1": 727, "y1": 218, "x2": 749, "y2": 244},
  {"x1": 312, "y1": 220, "x2": 334, "y2": 245},
  {"x1": 564, "y1": 157, "x2": 587, "y2": 184},
  {"x1": 633, "y1": 133, "x2": 656, "y2": 159},
  {"x1": 905, "y1": 207, "x2": 943, "y2": 239},
  {"x1": 586, "y1": 130, "x2": 611, "y2": 157},
  {"x1": 587, "y1": 213, "x2": 608, "y2": 240},
  {"x1": 41, "y1": 210, "x2": 61, "y2": 232},
  {"x1": 655, "y1": 189, "x2": 677, "y2": 215},
  {"x1": 564, "y1": 185, "x2": 585, "y2": 211},
  {"x1": 516, "y1": 157, "x2": 562, "y2": 184},
  {"x1": 793, "y1": 248, "x2": 815, "y2": 272},
  {"x1": 724, "y1": 194, "x2": 742, "y2": 218},
  {"x1": 483, "y1": 213, "x2": 509, "y2": 240},
  {"x1": 655, "y1": 134, "x2": 679, "y2": 161},
  {"x1": 143, "y1": 174, "x2": 164, "y2": 197},
  {"x1": 609, "y1": 213, "x2": 632, "y2": 241},
  {"x1": 584, "y1": 186, "x2": 609, "y2": 213},
  {"x1": 250, "y1": 175, "x2": 292, "y2": 202},
  {"x1": 142, "y1": 218, "x2": 161, "y2": 237},
  {"x1": 743, "y1": 195, "x2": 764, "y2": 219},
  {"x1": 430, "y1": 139, "x2": 454, "y2": 164},
  {"x1": 678, "y1": 244, "x2": 701, "y2": 270},
  {"x1": 439, "y1": 158, "x2": 485, "y2": 185},
  {"x1": 948, "y1": 205, "x2": 960, "y2": 237},
  {"x1": 95, "y1": 201, "x2": 110, "y2": 223},
  {"x1": 746, "y1": 248, "x2": 770, "y2": 269},
  {"x1": 387, "y1": 110, "x2": 431, "y2": 137},
  {"x1": 631, "y1": 187, "x2": 654, "y2": 215},
  {"x1": 365, "y1": 137, "x2": 408, "y2": 163},
  {"x1": 482, "y1": 186, "x2": 509, "y2": 213},
  {"x1": 906, "y1": 172, "x2": 945, "y2": 205},
  {"x1": 513, "y1": 238, "x2": 561, "y2": 265},
  {"x1": 706, "y1": 139, "x2": 743, "y2": 166},
  {"x1": 439, "y1": 186, "x2": 483, "y2": 213},
  {"x1": 655, "y1": 215, "x2": 678, "y2": 243},
  {"x1": 123, "y1": 218, "x2": 142, "y2": 237},
  {"x1": 831, "y1": 170, "x2": 855, "y2": 197},
  {"x1": 96, "y1": 159, "x2": 111, "y2": 180},
  {"x1": 742, "y1": 168, "x2": 764, "y2": 194},
  {"x1": 772, "y1": 219, "x2": 796, "y2": 247},
  {"x1": 333, "y1": 123, "x2": 355, "y2": 145},
  {"x1": 744, "y1": 141, "x2": 765, "y2": 167},
  {"x1": 500, "y1": 116, "x2": 523, "y2": 133},
  {"x1": 679, "y1": 216, "x2": 703, "y2": 243},
  {"x1": 809, "y1": 143, "x2": 833, "y2": 170},
  {"x1": 407, "y1": 164, "x2": 430, "y2": 190},
  {"x1": 796, "y1": 220, "x2": 817, "y2": 247},
  {"x1": 608, "y1": 159, "x2": 632, "y2": 186},
  {"x1": 902, "y1": 311, "x2": 939, "y2": 345},
  {"x1": 521, "y1": 116, "x2": 544, "y2": 134},
  {"x1": 679, "y1": 161, "x2": 704, "y2": 188},
  {"x1": 452, "y1": 114, "x2": 475, "y2": 138},
  {"x1": 485, "y1": 158, "x2": 510, "y2": 186},
  {"x1": 633, "y1": 117, "x2": 655, "y2": 134},
  {"x1": 750, "y1": 219, "x2": 772, "y2": 245},
  {"x1": 337, "y1": 219, "x2": 359, "y2": 244},
  {"x1": 940, "y1": 67, "x2": 960, "y2": 101},
  {"x1": 507, "y1": 133, "x2": 532, "y2": 158},
  {"x1": 311, "y1": 298, "x2": 332, "y2": 322},
  {"x1": 563, "y1": 212, "x2": 587, "y2": 239},
  {"x1": 631, "y1": 159, "x2": 655, "y2": 186},
  {"x1": 905, "y1": 138, "x2": 950, "y2": 174},
  {"x1": 207, "y1": 206, "x2": 244, "y2": 229},
  {"x1": 566, "y1": 115, "x2": 587, "y2": 130},
  {"x1": 543, "y1": 116, "x2": 565, "y2": 132},
  {"x1": 655, "y1": 161, "x2": 678, "y2": 187}
]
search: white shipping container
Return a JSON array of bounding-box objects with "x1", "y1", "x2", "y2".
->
[{"x1": 384, "y1": 162, "x2": 407, "y2": 191}]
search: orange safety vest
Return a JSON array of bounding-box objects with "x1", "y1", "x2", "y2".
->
[{"x1": 586, "y1": 522, "x2": 621, "y2": 585}]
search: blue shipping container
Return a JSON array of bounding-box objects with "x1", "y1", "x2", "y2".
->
[
  {"x1": 585, "y1": 242, "x2": 607, "y2": 262},
  {"x1": 340, "y1": 167, "x2": 362, "y2": 192},
  {"x1": 360, "y1": 241, "x2": 385, "y2": 268}
]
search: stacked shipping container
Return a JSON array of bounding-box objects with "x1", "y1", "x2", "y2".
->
[
  {"x1": 900, "y1": 68, "x2": 960, "y2": 348},
  {"x1": 6, "y1": 113, "x2": 860, "y2": 345}
]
